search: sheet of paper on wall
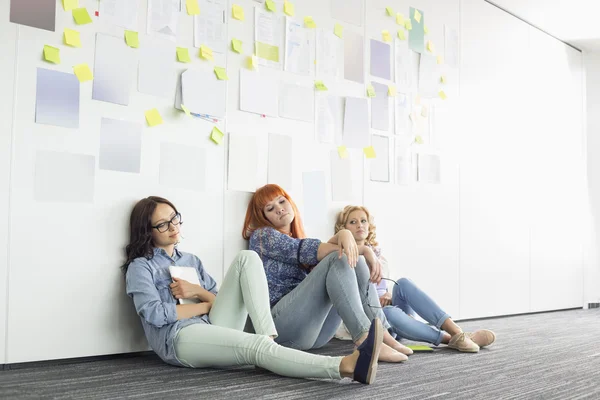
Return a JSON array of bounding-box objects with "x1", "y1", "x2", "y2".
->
[
  {"x1": 194, "y1": 0, "x2": 227, "y2": 53},
  {"x1": 408, "y1": 7, "x2": 425, "y2": 53},
  {"x1": 228, "y1": 134, "x2": 260, "y2": 192},
  {"x1": 330, "y1": 0, "x2": 363, "y2": 27},
  {"x1": 343, "y1": 97, "x2": 370, "y2": 148},
  {"x1": 10, "y1": 0, "x2": 56, "y2": 32},
  {"x1": 395, "y1": 39, "x2": 413, "y2": 92},
  {"x1": 302, "y1": 171, "x2": 327, "y2": 231},
  {"x1": 370, "y1": 39, "x2": 391, "y2": 81},
  {"x1": 395, "y1": 142, "x2": 413, "y2": 185},
  {"x1": 417, "y1": 153, "x2": 441, "y2": 184},
  {"x1": 99, "y1": 118, "x2": 142, "y2": 173},
  {"x1": 279, "y1": 83, "x2": 314, "y2": 122},
  {"x1": 344, "y1": 30, "x2": 365, "y2": 84},
  {"x1": 35, "y1": 68, "x2": 80, "y2": 129},
  {"x1": 160, "y1": 143, "x2": 207, "y2": 191},
  {"x1": 316, "y1": 95, "x2": 344, "y2": 144},
  {"x1": 181, "y1": 69, "x2": 227, "y2": 118},
  {"x1": 330, "y1": 150, "x2": 356, "y2": 202},
  {"x1": 371, "y1": 82, "x2": 390, "y2": 132},
  {"x1": 418, "y1": 53, "x2": 439, "y2": 98},
  {"x1": 445, "y1": 25, "x2": 459, "y2": 68},
  {"x1": 268, "y1": 133, "x2": 293, "y2": 190},
  {"x1": 35, "y1": 151, "x2": 95, "y2": 203},
  {"x1": 92, "y1": 34, "x2": 136, "y2": 106},
  {"x1": 395, "y1": 93, "x2": 411, "y2": 136},
  {"x1": 284, "y1": 17, "x2": 313, "y2": 76},
  {"x1": 147, "y1": 0, "x2": 180, "y2": 41},
  {"x1": 138, "y1": 39, "x2": 176, "y2": 98},
  {"x1": 239, "y1": 68, "x2": 279, "y2": 117},
  {"x1": 370, "y1": 135, "x2": 390, "y2": 182},
  {"x1": 99, "y1": 0, "x2": 139, "y2": 31},
  {"x1": 255, "y1": 7, "x2": 284, "y2": 69},
  {"x1": 316, "y1": 29, "x2": 344, "y2": 79}
]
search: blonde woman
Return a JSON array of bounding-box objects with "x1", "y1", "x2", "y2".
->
[{"x1": 334, "y1": 205, "x2": 496, "y2": 353}]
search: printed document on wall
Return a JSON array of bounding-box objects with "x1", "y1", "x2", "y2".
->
[
  {"x1": 194, "y1": 0, "x2": 227, "y2": 53},
  {"x1": 370, "y1": 135, "x2": 390, "y2": 182},
  {"x1": 395, "y1": 93, "x2": 411, "y2": 136},
  {"x1": 395, "y1": 39, "x2": 413, "y2": 92},
  {"x1": 147, "y1": 0, "x2": 180, "y2": 41},
  {"x1": 316, "y1": 95, "x2": 344, "y2": 144},
  {"x1": 419, "y1": 53, "x2": 439, "y2": 98},
  {"x1": 181, "y1": 69, "x2": 227, "y2": 118},
  {"x1": 395, "y1": 142, "x2": 413, "y2": 185},
  {"x1": 343, "y1": 97, "x2": 369, "y2": 148},
  {"x1": 92, "y1": 34, "x2": 136, "y2": 106},
  {"x1": 445, "y1": 25, "x2": 459, "y2": 68},
  {"x1": 316, "y1": 29, "x2": 343, "y2": 79},
  {"x1": 285, "y1": 17, "x2": 313, "y2": 76},
  {"x1": 228, "y1": 134, "x2": 260, "y2": 192},
  {"x1": 99, "y1": 0, "x2": 139, "y2": 31},
  {"x1": 239, "y1": 69, "x2": 279, "y2": 117},
  {"x1": 255, "y1": 8, "x2": 284, "y2": 69},
  {"x1": 268, "y1": 133, "x2": 293, "y2": 190},
  {"x1": 330, "y1": 0, "x2": 363, "y2": 27},
  {"x1": 371, "y1": 82, "x2": 390, "y2": 132},
  {"x1": 279, "y1": 83, "x2": 314, "y2": 122}
]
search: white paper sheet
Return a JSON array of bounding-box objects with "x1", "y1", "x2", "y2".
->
[
  {"x1": 228, "y1": 134, "x2": 260, "y2": 192},
  {"x1": 344, "y1": 30, "x2": 364, "y2": 84},
  {"x1": 370, "y1": 135, "x2": 390, "y2": 182},
  {"x1": 138, "y1": 39, "x2": 175, "y2": 98},
  {"x1": 330, "y1": 150, "x2": 354, "y2": 201},
  {"x1": 316, "y1": 95, "x2": 344, "y2": 144},
  {"x1": 159, "y1": 142, "x2": 206, "y2": 191},
  {"x1": 330, "y1": 0, "x2": 363, "y2": 27},
  {"x1": 194, "y1": 0, "x2": 227, "y2": 53},
  {"x1": 279, "y1": 83, "x2": 314, "y2": 122},
  {"x1": 92, "y1": 34, "x2": 136, "y2": 106},
  {"x1": 99, "y1": 0, "x2": 139, "y2": 31},
  {"x1": 316, "y1": 28, "x2": 344, "y2": 79},
  {"x1": 255, "y1": 7, "x2": 284, "y2": 69},
  {"x1": 445, "y1": 25, "x2": 459, "y2": 68},
  {"x1": 268, "y1": 133, "x2": 293, "y2": 190},
  {"x1": 370, "y1": 39, "x2": 391, "y2": 81},
  {"x1": 181, "y1": 69, "x2": 227, "y2": 118},
  {"x1": 395, "y1": 142, "x2": 412, "y2": 185},
  {"x1": 371, "y1": 82, "x2": 389, "y2": 132},
  {"x1": 302, "y1": 171, "x2": 327, "y2": 230},
  {"x1": 284, "y1": 17, "x2": 312, "y2": 76},
  {"x1": 35, "y1": 68, "x2": 79, "y2": 129},
  {"x1": 395, "y1": 39, "x2": 413, "y2": 92},
  {"x1": 343, "y1": 97, "x2": 369, "y2": 148},
  {"x1": 239, "y1": 69, "x2": 279, "y2": 117},
  {"x1": 419, "y1": 53, "x2": 439, "y2": 98},
  {"x1": 147, "y1": 0, "x2": 180, "y2": 41},
  {"x1": 35, "y1": 151, "x2": 95, "y2": 203},
  {"x1": 417, "y1": 153, "x2": 441, "y2": 184},
  {"x1": 99, "y1": 118, "x2": 142, "y2": 173},
  {"x1": 395, "y1": 93, "x2": 411, "y2": 136}
]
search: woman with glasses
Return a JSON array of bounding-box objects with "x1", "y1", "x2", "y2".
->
[
  {"x1": 122, "y1": 196, "x2": 384, "y2": 385},
  {"x1": 334, "y1": 205, "x2": 496, "y2": 352},
  {"x1": 243, "y1": 185, "x2": 412, "y2": 363}
]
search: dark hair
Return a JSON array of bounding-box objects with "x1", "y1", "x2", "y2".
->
[{"x1": 121, "y1": 196, "x2": 179, "y2": 273}]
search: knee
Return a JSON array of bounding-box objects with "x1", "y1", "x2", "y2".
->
[
  {"x1": 395, "y1": 278, "x2": 414, "y2": 295},
  {"x1": 236, "y1": 250, "x2": 263, "y2": 271}
]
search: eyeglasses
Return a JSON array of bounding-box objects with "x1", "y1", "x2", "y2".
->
[
  {"x1": 366, "y1": 277, "x2": 398, "y2": 309},
  {"x1": 152, "y1": 213, "x2": 182, "y2": 233}
]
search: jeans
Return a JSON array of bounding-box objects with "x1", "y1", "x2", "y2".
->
[
  {"x1": 271, "y1": 252, "x2": 391, "y2": 350},
  {"x1": 382, "y1": 278, "x2": 450, "y2": 346}
]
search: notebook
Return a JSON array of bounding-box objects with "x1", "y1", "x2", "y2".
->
[
  {"x1": 406, "y1": 345, "x2": 434, "y2": 352},
  {"x1": 168, "y1": 266, "x2": 201, "y2": 305}
]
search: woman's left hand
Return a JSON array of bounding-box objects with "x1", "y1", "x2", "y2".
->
[
  {"x1": 337, "y1": 229, "x2": 359, "y2": 267},
  {"x1": 379, "y1": 292, "x2": 392, "y2": 307},
  {"x1": 362, "y1": 246, "x2": 382, "y2": 283},
  {"x1": 170, "y1": 277, "x2": 201, "y2": 300}
]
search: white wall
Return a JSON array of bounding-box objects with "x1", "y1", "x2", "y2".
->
[{"x1": 0, "y1": 0, "x2": 588, "y2": 364}]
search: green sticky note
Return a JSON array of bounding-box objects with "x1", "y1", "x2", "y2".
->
[
  {"x1": 210, "y1": 127, "x2": 224, "y2": 144},
  {"x1": 265, "y1": 0, "x2": 276, "y2": 12},
  {"x1": 406, "y1": 345, "x2": 433, "y2": 352},
  {"x1": 314, "y1": 80, "x2": 328, "y2": 91},
  {"x1": 231, "y1": 38, "x2": 243, "y2": 53},
  {"x1": 363, "y1": 146, "x2": 376, "y2": 159},
  {"x1": 43, "y1": 45, "x2": 60, "y2": 64},
  {"x1": 125, "y1": 30, "x2": 139, "y2": 48},
  {"x1": 64, "y1": 28, "x2": 81, "y2": 47},
  {"x1": 72, "y1": 8, "x2": 92, "y2": 25},
  {"x1": 408, "y1": 7, "x2": 424, "y2": 53},
  {"x1": 63, "y1": 0, "x2": 79, "y2": 11},
  {"x1": 214, "y1": 66, "x2": 229, "y2": 80},
  {"x1": 200, "y1": 45, "x2": 214, "y2": 60},
  {"x1": 366, "y1": 84, "x2": 376, "y2": 97},
  {"x1": 145, "y1": 109, "x2": 163, "y2": 127},
  {"x1": 177, "y1": 47, "x2": 191, "y2": 63},
  {"x1": 398, "y1": 29, "x2": 406, "y2": 41},
  {"x1": 334, "y1": 23, "x2": 343, "y2": 38},
  {"x1": 255, "y1": 42, "x2": 279, "y2": 62},
  {"x1": 73, "y1": 64, "x2": 93, "y2": 82}
]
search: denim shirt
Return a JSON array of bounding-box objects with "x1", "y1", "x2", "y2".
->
[
  {"x1": 248, "y1": 227, "x2": 321, "y2": 306},
  {"x1": 125, "y1": 248, "x2": 218, "y2": 366}
]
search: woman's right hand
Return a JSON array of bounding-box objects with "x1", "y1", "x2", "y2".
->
[{"x1": 337, "y1": 229, "x2": 359, "y2": 267}]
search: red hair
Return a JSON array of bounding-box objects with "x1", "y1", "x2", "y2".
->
[{"x1": 242, "y1": 184, "x2": 306, "y2": 240}]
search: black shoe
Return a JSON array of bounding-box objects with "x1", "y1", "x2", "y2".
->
[{"x1": 353, "y1": 318, "x2": 383, "y2": 384}]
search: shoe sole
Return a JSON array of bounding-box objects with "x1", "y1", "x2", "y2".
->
[
  {"x1": 448, "y1": 345, "x2": 479, "y2": 353},
  {"x1": 365, "y1": 319, "x2": 384, "y2": 385}
]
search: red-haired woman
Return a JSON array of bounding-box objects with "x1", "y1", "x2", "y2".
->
[{"x1": 243, "y1": 184, "x2": 411, "y2": 362}]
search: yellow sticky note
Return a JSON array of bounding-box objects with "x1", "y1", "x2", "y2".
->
[
  {"x1": 72, "y1": 8, "x2": 92, "y2": 25},
  {"x1": 437, "y1": 55, "x2": 444, "y2": 64},
  {"x1": 439, "y1": 90, "x2": 448, "y2": 100},
  {"x1": 255, "y1": 42, "x2": 279, "y2": 62},
  {"x1": 186, "y1": 0, "x2": 200, "y2": 15},
  {"x1": 382, "y1": 30, "x2": 391, "y2": 43},
  {"x1": 125, "y1": 31, "x2": 139, "y2": 48},
  {"x1": 315, "y1": 80, "x2": 328, "y2": 91},
  {"x1": 405, "y1": 20, "x2": 412, "y2": 30},
  {"x1": 396, "y1": 13, "x2": 405, "y2": 25},
  {"x1": 214, "y1": 66, "x2": 229, "y2": 80},
  {"x1": 304, "y1": 16, "x2": 316, "y2": 28},
  {"x1": 337, "y1": 146, "x2": 349, "y2": 159},
  {"x1": 265, "y1": 0, "x2": 276, "y2": 12},
  {"x1": 210, "y1": 127, "x2": 224, "y2": 144},
  {"x1": 415, "y1": 135, "x2": 424, "y2": 144},
  {"x1": 367, "y1": 84, "x2": 376, "y2": 98},
  {"x1": 63, "y1": 28, "x2": 81, "y2": 47},
  {"x1": 424, "y1": 25, "x2": 429, "y2": 35},
  {"x1": 334, "y1": 23, "x2": 343, "y2": 38},
  {"x1": 421, "y1": 105, "x2": 428, "y2": 118},
  {"x1": 388, "y1": 85, "x2": 397, "y2": 97},
  {"x1": 247, "y1": 55, "x2": 258, "y2": 69},
  {"x1": 73, "y1": 63, "x2": 93, "y2": 82},
  {"x1": 43, "y1": 45, "x2": 60, "y2": 64},
  {"x1": 181, "y1": 104, "x2": 192, "y2": 117},
  {"x1": 414, "y1": 9, "x2": 422, "y2": 23},
  {"x1": 232, "y1": 4, "x2": 245, "y2": 21},
  {"x1": 145, "y1": 109, "x2": 163, "y2": 127},
  {"x1": 427, "y1": 40, "x2": 434, "y2": 52},
  {"x1": 62, "y1": 0, "x2": 79, "y2": 12},
  {"x1": 440, "y1": 75, "x2": 447, "y2": 84},
  {"x1": 177, "y1": 47, "x2": 191, "y2": 63},
  {"x1": 284, "y1": 1, "x2": 295, "y2": 16},
  {"x1": 231, "y1": 39, "x2": 243, "y2": 53},
  {"x1": 363, "y1": 146, "x2": 376, "y2": 159},
  {"x1": 200, "y1": 45, "x2": 214, "y2": 61},
  {"x1": 386, "y1": 7, "x2": 394, "y2": 16},
  {"x1": 397, "y1": 30, "x2": 406, "y2": 40}
]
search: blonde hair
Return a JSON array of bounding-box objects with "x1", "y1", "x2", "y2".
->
[{"x1": 334, "y1": 205, "x2": 378, "y2": 247}]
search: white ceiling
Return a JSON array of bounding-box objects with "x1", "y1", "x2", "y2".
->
[{"x1": 487, "y1": 0, "x2": 600, "y2": 52}]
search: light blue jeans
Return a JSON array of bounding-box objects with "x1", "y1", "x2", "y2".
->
[
  {"x1": 383, "y1": 278, "x2": 450, "y2": 346},
  {"x1": 271, "y1": 252, "x2": 391, "y2": 350}
]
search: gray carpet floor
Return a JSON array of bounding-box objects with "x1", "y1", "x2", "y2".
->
[{"x1": 2, "y1": 309, "x2": 600, "y2": 400}]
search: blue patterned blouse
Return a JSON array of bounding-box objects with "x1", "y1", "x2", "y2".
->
[{"x1": 249, "y1": 227, "x2": 321, "y2": 306}]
